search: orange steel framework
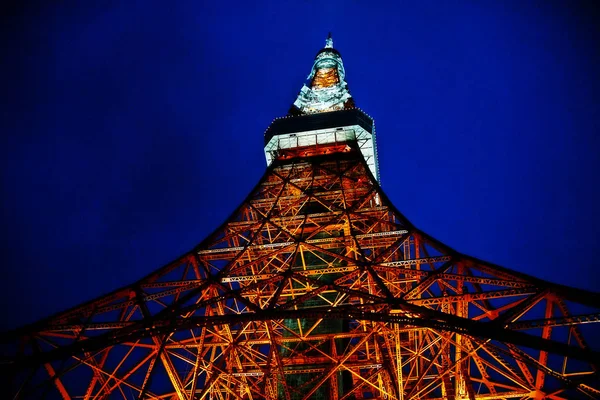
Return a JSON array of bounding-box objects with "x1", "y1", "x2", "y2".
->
[{"x1": 2, "y1": 37, "x2": 600, "y2": 400}]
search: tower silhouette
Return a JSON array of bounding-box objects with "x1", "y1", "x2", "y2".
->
[{"x1": 3, "y1": 35, "x2": 600, "y2": 400}]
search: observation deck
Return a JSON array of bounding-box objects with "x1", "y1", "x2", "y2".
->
[{"x1": 263, "y1": 108, "x2": 380, "y2": 181}]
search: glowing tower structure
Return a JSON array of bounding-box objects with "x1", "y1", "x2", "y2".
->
[{"x1": 2, "y1": 35, "x2": 600, "y2": 400}]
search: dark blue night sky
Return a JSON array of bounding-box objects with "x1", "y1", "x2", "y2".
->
[{"x1": 1, "y1": 1, "x2": 599, "y2": 331}]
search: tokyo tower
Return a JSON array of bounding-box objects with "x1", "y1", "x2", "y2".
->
[{"x1": 2, "y1": 35, "x2": 600, "y2": 400}]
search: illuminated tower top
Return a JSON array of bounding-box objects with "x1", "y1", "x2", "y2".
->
[
  {"x1": 264, "y1": 34, "x2": 379, "y2": 181},
  {"x1": 289, "y1": 33, "x2": 355, "y2": 115}
]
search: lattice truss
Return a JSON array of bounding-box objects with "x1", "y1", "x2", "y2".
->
[{"x1": 2, "y1": 148, "x2": 600, "y2": 400}]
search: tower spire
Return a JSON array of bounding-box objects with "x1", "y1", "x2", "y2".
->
[
  {"x1": 325, "y1": 32, "x2": 333, "y2": 48},
  {"x1": 288, "y1": 35, "x2": 355, "y2": 116}
]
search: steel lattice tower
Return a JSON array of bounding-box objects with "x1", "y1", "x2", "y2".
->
[{"x1": 2, "y1": 35, "x2": 600, "y2": 400}]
